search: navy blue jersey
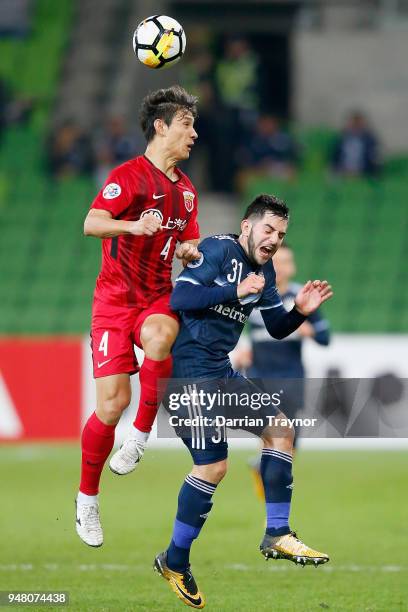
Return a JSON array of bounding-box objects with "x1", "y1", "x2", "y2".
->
[
  {"x1": 247, "y1": 282, "x2": 330, "y2": 378},
  {"x1": 171, "y1": 234, "x2": 282, "y2": 378}
]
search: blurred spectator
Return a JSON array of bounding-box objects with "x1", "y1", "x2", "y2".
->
[
  {"x1": 93, "y1": 116, "x2": 140, "y2": 185},
  {"x1": 215, "y1": 37, "x2": 260, "y2": 122},
  {"x1": 236, "y1": 114, "x2": 299, "y2": 189},
  {"x1": 0, "y1": 77, "x2": 33, "y2": 140},
  {"x1": 48, "y1": 120, "x2": 93, "y2": 179},
  {"x1": 330, "y1": 110, "x2": 381, "y2": 177},
  {"x1": 199, "y1": 81, "x2": 238, "y2": 192},
  {"x1": 208, "y1": 38, "x2": 260, "y2": 190},
  {"x1": 181, "y1": 47, "x2": 239, "y2": 191},
  {"x1": 181, "y1": 38, "x2": 262, "y2": 192}
]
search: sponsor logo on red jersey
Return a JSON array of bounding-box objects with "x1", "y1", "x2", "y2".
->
[
  {"x1": 140, "y1": 208, "x2": 188, "y2": 232},
  {"x1": 140, "y1": 208, "x2": 164, "y2": 222}
]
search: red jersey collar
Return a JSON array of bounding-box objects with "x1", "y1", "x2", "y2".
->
[{"x1": 142, "y1": 155, "x2": 181, "y2": 184}]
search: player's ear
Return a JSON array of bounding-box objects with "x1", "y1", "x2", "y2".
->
[
  {"x1": 154, "y1": 118, "x2": 167, "y2": 137},
  {"x1": 241, "y1": 219, "x2": 251, "y2": 237}
]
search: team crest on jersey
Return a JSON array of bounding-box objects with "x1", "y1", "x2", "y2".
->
[
  {"x1": 183, "y1": 190, "x2": 195, "y2": 212},
  {"x1": 140, "y1": 208, "x2": 163, "y2": 222},
  {"x1": 103, "y1": 183, "x2": 121, "y2": 199}
]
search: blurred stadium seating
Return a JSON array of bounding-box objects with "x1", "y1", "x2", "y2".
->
[
  {"x1": 244, "y1": 174, "x2": 407, "y2": 332},
  {"x1": 0, "y1": 0, "x2": 407, "y2": 336},
  {"x1": 1, "y1": 143, "x2": 407, "y2": 334}
]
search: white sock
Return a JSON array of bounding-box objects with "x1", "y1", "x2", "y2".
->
[
  {"x1": 131, "y1": 425, "x2": 150, "y2": 444},
  {"x1": 77, "y1": 491, "x2": 98, "y2": 506}
]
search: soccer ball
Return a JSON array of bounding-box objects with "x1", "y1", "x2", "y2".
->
[{"x1": 133, "y1": 15, "x2": 186, "y2": 70}]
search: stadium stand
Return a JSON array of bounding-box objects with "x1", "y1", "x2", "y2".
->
[
  {"x1": 244, "y1": 174, "x2": 407, "y2": 332},
  {"x1": 1, "y1": 160, "x2": 406, "y2": 334},
  {"x1": 0, "y1": 2, "x2": 406, "y2": 335}
]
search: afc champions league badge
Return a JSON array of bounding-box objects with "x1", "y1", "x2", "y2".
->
[
  {"x1": 102, "y1": 183, "x2": 121, "y2": 199},
  {"x1": 183, "y1": 190, "x2": 195, "y2": 212}
]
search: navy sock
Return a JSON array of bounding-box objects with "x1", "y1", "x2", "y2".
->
[
  {"x1": 166, "y1": 474, "x2": 216, "y2": 572},
  {"x1": 260, "y1": 448, "x2": 293, "y2": 537}
]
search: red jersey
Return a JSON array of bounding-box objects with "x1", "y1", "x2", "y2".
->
[{"x1": 91, "y1": 155, "x2": 199, "y2": 308}]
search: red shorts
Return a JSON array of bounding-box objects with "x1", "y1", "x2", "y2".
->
[{"x1": 90, "y1": 294, "x2": 179, "y2": 378}]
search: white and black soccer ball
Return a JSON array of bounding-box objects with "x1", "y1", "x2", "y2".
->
[{"x1": 133, "y1": 15, "x2": 186, "y2": 70}]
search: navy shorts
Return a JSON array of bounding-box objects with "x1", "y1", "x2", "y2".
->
[{"x1": 163, "y1": 368, "x2": 282, "y2": 465}]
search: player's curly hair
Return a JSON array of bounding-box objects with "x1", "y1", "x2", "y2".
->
[
  {"x1": 139, "y1": 85, "x2": 198, "y2": 142},
  {"x1": 242, "y1": 194, "x2": 290, "y2": 222}
]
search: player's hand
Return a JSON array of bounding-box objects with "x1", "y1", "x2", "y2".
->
[
  {"x1": 233, "y1": 347, "x2": 253, "y2": 370},
  {"x1": 294, "y1": 280, "x2": 333, "y2": 316},
  {"x1": 175, "y1": 243, "x2": 201, "y2": 263},
  {"x1": 129, "y1": 213, "x2": 162, "y2": 237},
  {"x1": 237, "y1": 273, "x2": 265, "y2": 299}
]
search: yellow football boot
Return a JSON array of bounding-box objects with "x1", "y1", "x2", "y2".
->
[
  {"x1": 260, "y1": 531, "x2": 329, "y2": 567},
  {"x1": 154, "y1": 552, "x2": 205, "y2": 609}
]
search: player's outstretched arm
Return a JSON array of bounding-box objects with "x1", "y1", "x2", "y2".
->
[
  {"x1": 261, "y1": 280, "x2": 333, "y2": 340},
  {"x1": 261, "y1": 304, "x2": 306, "y2": 340},
  {"x1": 84, "y1": 209, "x2": 162, "y2": 239}
]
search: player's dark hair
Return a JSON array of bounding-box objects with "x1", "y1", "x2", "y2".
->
[
  {"x1": 139, "y1": 85, "x2": 198, "y2": 142},
  {"x1": 242, "y1": 194, "x2": 289, "y2": 222}
]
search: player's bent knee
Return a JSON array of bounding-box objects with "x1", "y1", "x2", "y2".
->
[
  {"x1": 261, "y1": 418, "x2": 295, "y2": 449},
  {"x1": 96, "y1": 382, "x2": 131, "y2": 425},
  {"x1": 192, "y1": 459, "x2": 228, "y2": 484},
  {"x1": 151, "y1": 327, "x2": 176, "y2": 349},
  {"x1": 143, "y1": 329, "x2": 177, "y2": 359},
  {"x1": 140, "y1": 317, "x2": 179, "y2": 360},
  {"x1": 97, "y1": 395, "x2": 130, "y2": 425},
  {"x1": 211, "y1": 460, "x2": 228, "y2": 482}
]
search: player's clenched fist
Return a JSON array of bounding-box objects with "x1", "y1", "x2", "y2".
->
[
  {"x1": 175, "y1": 243, "x2": 200, "y2": 263},
  {"x1": 129, "y1": 213, "x2": 162, "y2": 236},
  {"x1": 237, "y1": 273, "x2": 265, "y2": 299}
]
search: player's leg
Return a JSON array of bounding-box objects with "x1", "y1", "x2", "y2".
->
[
  {"x1": 136, "y1": 312, "x2": 178, "y2": 430},
  {"x1": 259, "y1": 418, "x2": 329, "y2": 566},
  {"x1": 109, "y1": 307, "x2": 178, "y2": 475},
  {"x1": 249, "y1": 378, "x2": 304, "y2": 501},
  {"x1": 76, "y1": 373, "x2": 131, "y2": 546},
  {"x1": 226, "y1": 372, "x2": 329, "y2": 566},
  {"x1": 165, "y1": 460, "x2": 227, "y2": 572},
  {"x1": 155, "y1": 445, "x2": 228, "y2": 610}
]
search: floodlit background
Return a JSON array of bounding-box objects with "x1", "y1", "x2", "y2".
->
[{"x1": 0, "y1": 1, "x2": 407, "y2": 611}]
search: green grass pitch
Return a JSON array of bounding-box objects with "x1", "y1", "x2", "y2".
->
[{"x1": 0, "y1": 446, "x2": 407, "y2": 611}]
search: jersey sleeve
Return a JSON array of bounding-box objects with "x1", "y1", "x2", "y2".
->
[
  {"x1": 179, "y1": 189, "x2": 199, "y2": 242},
  {"x1": 307, "y1": 307, "x2": 331, "y2": 345},
  {"x1": 90, "y1": 164, "x2": 134, "y2": 218},
  {"x1": 175, "y1": 237, "x2": 227, "y2": 287}
]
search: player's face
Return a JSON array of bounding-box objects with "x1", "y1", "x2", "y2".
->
[
  {"x1": 246, "y1": 213, "x2": 288, "y2": 266},
  {"x1": 273, "y1": 247, "x2": 296, "y2": 284},
  {"x1": 165, "y1": 110, "x2": 198, "y2": 160}
]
